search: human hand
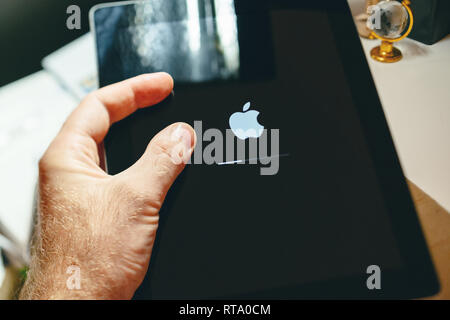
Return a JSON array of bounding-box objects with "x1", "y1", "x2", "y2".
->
[{"x1": 19, "y1": 73, "x2": 196, "y2": 300}]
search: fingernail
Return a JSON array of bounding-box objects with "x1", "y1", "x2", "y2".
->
[
  {"x1": 172, "y1": 124, "x2": 195, "y2": 149},
  {"x1": 170, "y1": 124, "x2": 196, "y2": 165}
]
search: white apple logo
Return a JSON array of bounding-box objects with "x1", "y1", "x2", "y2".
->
[{"x1": 229, "y1": 102, "x2": 264, "y2": 140}]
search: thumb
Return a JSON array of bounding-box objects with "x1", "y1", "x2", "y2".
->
[{"x1": 117, "y1": 122, "x2": 196, "y2": 208}]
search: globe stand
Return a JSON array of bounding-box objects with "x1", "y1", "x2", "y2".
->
[
  {"x1": 369, "y1": 0, "x2": 413, "y2": 64},
  {"x1": 371, "y1": 40, "x2": 403, "y2": 63},
  {"x1": 367, "y1": 32, "x2": 377, "y2": 40}
]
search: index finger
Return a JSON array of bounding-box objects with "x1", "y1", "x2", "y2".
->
[{"x1": 62, "y1": 72, "x2": 174, "y2": 144}]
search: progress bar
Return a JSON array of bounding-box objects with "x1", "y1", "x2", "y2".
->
[{"x1": 217, "y1": 153, "x2": 290, "y2": 165}]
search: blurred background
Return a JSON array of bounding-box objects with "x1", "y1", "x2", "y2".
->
[
  {"x1": 1, "y1": 0, "x2": 448, "y2": 87},
  {"x1": 0, "y1": 0, "x2": 119, "y2": 87}
]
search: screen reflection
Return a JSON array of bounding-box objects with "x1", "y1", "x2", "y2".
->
[{"x1": 94, "y1": 0, "x2": 275, "y2": 85}]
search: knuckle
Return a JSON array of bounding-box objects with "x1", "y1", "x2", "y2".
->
[
  {"x1": 38, "y1": 152, "x2": 52, "y2": 172},
  {"x1": 38, "y1": 147, "x2": 64, "y2": 174},
  {"x1": 111, "y1": 182, "x2": 162, "y2": 216},
  {"x1": 150, "y1": 140, "x2": 178, "y2": 174},
  {"x1": 152, "y1": 137, "x2": 174, "y2": 157},
  {"x1": 152, "y1": 153, "x2": 176, "y2": 178}
]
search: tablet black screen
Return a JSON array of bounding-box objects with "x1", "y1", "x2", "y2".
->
[{"x1": 92, "y1": 0, "x2": 438, "y2": 299}]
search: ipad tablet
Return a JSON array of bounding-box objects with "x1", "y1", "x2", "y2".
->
[{"x1": 90, "y1": 0, "x2": 439, "y2": 299}]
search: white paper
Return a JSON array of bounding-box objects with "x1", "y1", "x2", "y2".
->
[
  {"x1": 42, "y1": 33, "x2": 98, "y2": 100},
  {"x1": 0, "y1": 72, "x2": 78, "y2": 248}
]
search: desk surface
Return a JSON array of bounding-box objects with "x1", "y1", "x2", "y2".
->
[
  {"x1": 349, "y1": 0, "x2": 450, "y2": 213},
  {"x1": 408, "y1": 181, "x2": 450, "y2": 300},
  {"x1": 360, "y1": 35, "x2": 450, "y2": 213}
]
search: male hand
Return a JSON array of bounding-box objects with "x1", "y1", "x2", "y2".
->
[{"x1": 19, "y1": 73, "x2": 196, "y2": 299}]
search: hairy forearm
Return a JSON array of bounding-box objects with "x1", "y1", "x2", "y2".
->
[
  {"x1": 19, "y1": 256, "x2": 127, "y2": 300},
  {"x1": 20, "y1": 261, "x2": 79, "y2": 300},
  {"x1": 19, "y1": 221, "x2": 129, "y2": 300}
]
